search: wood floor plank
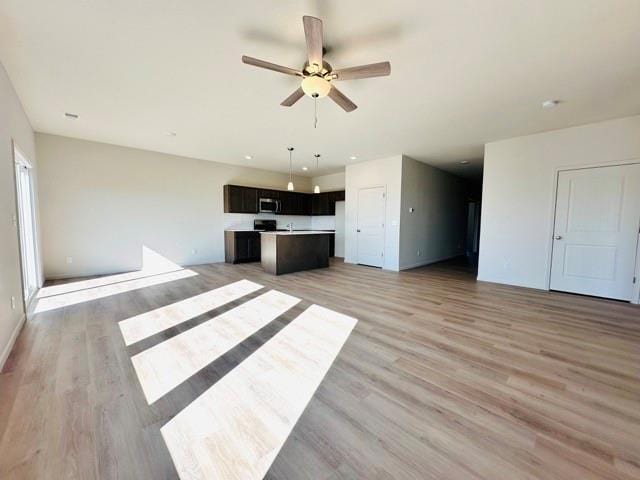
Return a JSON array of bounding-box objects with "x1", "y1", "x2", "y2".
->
[
  {"x1": 161, "y1": 304, "x2": 357, "y2": 480},
  {"x1": 131, "y1": 290, "x2": 300, "y2": 404},
  {"x1": 0, "y1": 258, "x2": 638, "y2": 479}
]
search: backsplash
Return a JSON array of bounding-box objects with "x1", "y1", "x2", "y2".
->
[
  {"x1": 224, "y1": 213, "x2": 313, "y2": 231},
  {"x1": 311, "y1": 215, "x2": 336, "y2": 230}
]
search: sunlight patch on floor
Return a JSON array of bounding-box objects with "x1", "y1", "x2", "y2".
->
[
  {"x1": 132, "y1": 290, "x2": 300, "y2": 404},
  {"x1": 38, "y1": 246, "x2": 183, "y2": 299},
  {"x1": 161, "y1": 304, "x2": 357, "y2": 480},
  {"x1": 33, "y1": 269, "x2": 197, "y2": 314},
  {"x1": 119, "y1": 279, "x2": 263, "y2": 346}
]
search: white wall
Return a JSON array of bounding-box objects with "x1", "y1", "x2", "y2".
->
[
  {"x1": 345, "y1": 155, "x2": 403, "y2": 271},
  {"x1": 311, "y1": 172, "x2": 345, "y2": 192},
  {"x1": 399, "y1": 156, "x2": 467, "y2": 270},
  {"x1": 478, "y1": 115, "x2": 640, "y2": 289},
  {"x1": 0, "y1": 63, "x2": 40, "y2": 368},
  {"x1": 36, "y1": 133, "x2": 312, "y2": 278}
]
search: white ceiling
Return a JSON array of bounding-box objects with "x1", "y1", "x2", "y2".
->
[{"x1": 1, "y1": 0, "x2": 639, "y2": 179}]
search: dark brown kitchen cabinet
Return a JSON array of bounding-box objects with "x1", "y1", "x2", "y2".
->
[
  {"x1": 224, "y1": 185, "x2": 344, "y2": 216},
  {"x1": 225, "y1": 231, "x2": 261, "y2": 263},
  {"x1": 330, "y1": 190, "x2": 345, "y2": 202},
  {"x1": 223, "y1": 185, "x2": 258, "y2": 213},
  {"x1": 311, "y1": 193, "x2": 329, "y2": 215}
]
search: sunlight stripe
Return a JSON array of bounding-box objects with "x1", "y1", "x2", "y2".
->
[
  {"x1": 119, "y1": 279, "x2": 262, "y2": 346},
  {"x1": 161, "y1": 304, "x2": 357, "y2": 480},
  {"x1": 131, "y1": 290, "x2": 300, "y2": 404},
  {"x1": 34, "y1": 269, "x2": 197, "y2": 314}
]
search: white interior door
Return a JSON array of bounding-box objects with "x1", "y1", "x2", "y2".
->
[
  {"x1": 334, "y1": 201, "x2": 345, "y2": 258},
  {"x1": 357, "y1": 187, "x2": 385, "y2": 267},
  {"x1": 550, "y1": 164, "x2": 640, "y2": 300}
]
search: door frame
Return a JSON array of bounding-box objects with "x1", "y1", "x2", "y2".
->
[
  {"x1": 546, "y1": 158, "x2": 640, "y2": 304},
  {"x1": 356, "y1": 184, "x2": 387, "y2": 267},
  {"x1": 12, "y1": 140, "x2": 41, "y2": 310}
]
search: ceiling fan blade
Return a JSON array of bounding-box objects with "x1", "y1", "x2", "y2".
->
[
  {"x1": 303, "y1": 16, "x2": 323, "y2": 70},
  {"x1": 241, "y1": 55, "x2": 302, "y2": 76},
  {"x1": 332, "y1": 61, "x2": 391, "y2": 81},
  {"x1": 328, "y1": 85, "x2": 357, "y2": 112},
  {"x1": 281, "y1": 87, "x2": 305, "y2": 107}
]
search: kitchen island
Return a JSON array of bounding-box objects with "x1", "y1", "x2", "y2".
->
[{"x1": 260, "y1": 231, "x2": 333, "y2": 275}]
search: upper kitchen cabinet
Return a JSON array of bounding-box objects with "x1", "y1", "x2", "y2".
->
[
  {"x1": 282, "y1": 192, "x2": 309, "y2": 215},
  {"x1": 329, "y1": 190, "x2": 345, "y2": 203},
  {"x1": 311, "y1": 193, "x2": 326, "y2": 215},
  {"x1": 224, "y1": 185, "x2": 344, "y2": 215},
  {"x1": 223, "y1": 185, "x2": 258, "y2": 213}
]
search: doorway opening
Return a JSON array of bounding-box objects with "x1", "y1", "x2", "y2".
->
[{"x1": 13, "y1": 143, "x2": 40, "y2": 306}]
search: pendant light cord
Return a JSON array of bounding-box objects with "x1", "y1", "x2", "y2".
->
[{"x1": 313, "y1": 94, "x2": 318, "y2": 129}]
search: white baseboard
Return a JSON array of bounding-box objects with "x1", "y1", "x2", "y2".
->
[{"x1": 0, "y1": 314, "x2": 26, "y2": 372}]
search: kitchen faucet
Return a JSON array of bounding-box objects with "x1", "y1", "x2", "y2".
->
[{"x1": 286, "y1": 222, "x2": 293, "y2": 232}]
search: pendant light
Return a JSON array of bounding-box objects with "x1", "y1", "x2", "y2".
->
[
  {"x1": 287, "y1": 147, "x2": 294, "y2": 191},
  {"x1": 313, "y1": 154, "x2": 321, "y2": 193}
]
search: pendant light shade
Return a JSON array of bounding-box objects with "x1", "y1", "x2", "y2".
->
[
  {"x1": 287, "y1": 147, "x2": 294, "y2": 191},
  {"x1": 313, "y1": 154, "x2": 321, "y2": 193}
]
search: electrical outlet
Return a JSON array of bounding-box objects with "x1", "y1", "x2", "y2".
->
[
  {"x1": 66, "y1": 256, "x2": 73, "y2": 264},
  {"x1": 11, "y1": 296, "x2": 16, "y2": 310},
  {"x1": 417, "y1": 250, "x2": 421, "y2": 256},
  {"x1": 191, "y1": 248, "x2": 197, "y2": 255}
]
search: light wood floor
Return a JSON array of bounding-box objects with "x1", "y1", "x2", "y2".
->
[{"x1": 0, "y1": 258, "x2": 639, "y2": 479}]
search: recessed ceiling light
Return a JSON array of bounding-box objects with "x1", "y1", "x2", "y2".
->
[
  {"x1": 349, "y1": 156, "x2": 357, "y2": 160},
  {"x1": 64, "y1": 112, "x2": 78, "y2": 119},
  {"x1": 542, "y1": 99, "x2": 560, "y2": 109},
  {"x1": 302, "y1": 166, "x2": 308, "y2": 171},
  {"x1": 244, "y1": 155, "x2": 252, "y2": 160},
  {"x1": 164, "y1": 131, "x2": 177, "y2": 136},
  {"x1": 459, "y1": 160, "x2": 470, "y2": 165}
]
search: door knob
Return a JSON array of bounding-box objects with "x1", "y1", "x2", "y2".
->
[{"x1": 554, "y1": 235, "x2": 562, "y2": 240}]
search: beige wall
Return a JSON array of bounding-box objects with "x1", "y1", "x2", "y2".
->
[
  {"x1": 0, "y1": 63, "x2": 39, "y2": 368},
  {"x1": 399, "y1": 156, "x2": 467, "y2": 270},
  {"x1": 478, "y1": 115, "x2": 640, "y2": 290},
  {"x1": 311, "y1": 172, "x2": 345, "y2": 192},
  {"x1": 36, "y1": 134, "x2": 311, "y2": 278}
]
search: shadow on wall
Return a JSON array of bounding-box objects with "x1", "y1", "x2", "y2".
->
[{"x1": 34, "y1": 246, "x2": 195, "y2": 314}]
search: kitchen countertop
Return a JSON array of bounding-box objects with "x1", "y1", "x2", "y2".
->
[
  {"x1": 225, "y1": 229, "x2": 335, "y2": 233},
  {"x1": 260, "y1": 230, "x2": 334, "y2": 236}
]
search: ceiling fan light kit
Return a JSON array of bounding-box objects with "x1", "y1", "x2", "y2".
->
[{"x1": 301, "y1": 76, "x2": 331, "y2": 98}]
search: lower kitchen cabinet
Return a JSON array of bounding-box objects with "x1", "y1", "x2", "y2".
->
[{"x1": 225, "y1": 231, "x2": 261, "y2": 263}]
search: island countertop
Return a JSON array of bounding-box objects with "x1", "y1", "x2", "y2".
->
[{"x1": 260, "y1": 230, "x2": 334, "y2": 236}]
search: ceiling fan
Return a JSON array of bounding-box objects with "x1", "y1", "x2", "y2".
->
[{"x1": 242, "y1": 16, "x2": 391, "y2": 112}]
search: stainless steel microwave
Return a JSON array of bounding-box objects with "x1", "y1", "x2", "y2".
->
[{"x1": 259, "y1": 198, "x2": 281, "y2": 213}]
